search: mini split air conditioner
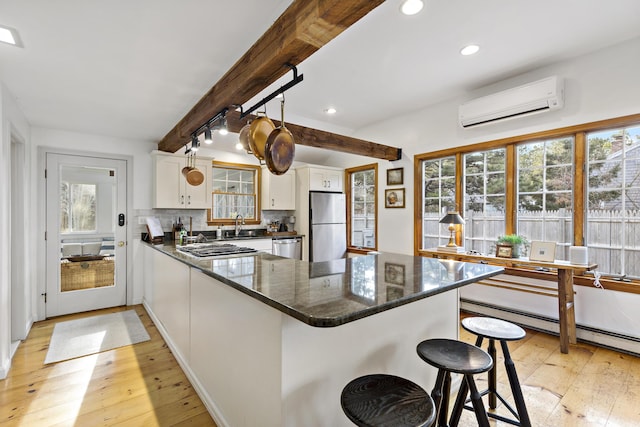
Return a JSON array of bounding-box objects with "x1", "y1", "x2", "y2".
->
[{"x1": 459, "y1": 76, "x2": 564, "y2": 128}]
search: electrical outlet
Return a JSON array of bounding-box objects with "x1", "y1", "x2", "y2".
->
[{"x1": 138, "y1": 216, "x2": 147, "y2": 225}]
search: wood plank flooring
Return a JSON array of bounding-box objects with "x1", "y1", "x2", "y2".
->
[
  {"x1": 457, "y1": 311, "x2": 640, "y2": 426},
  {"x1": 1, "y1": 306, "x2": 639, "y2": 426},
  {"x1": 0, "y1": 305, "x2": 216, "y2": 427}
]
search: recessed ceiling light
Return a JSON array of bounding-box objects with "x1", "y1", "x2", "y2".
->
[
  {"x1": 0, "y1": 25, "x2": 21, "y2": 47},
  {"x1": 324, "y1": 107, "x2": 337, "y2": 115},
  {"x1": 400, "y1": 0, "x2": 424, "y2": 16},
  {"x1": 460, "y1": 45, "x2": 480, "y2": 56}
]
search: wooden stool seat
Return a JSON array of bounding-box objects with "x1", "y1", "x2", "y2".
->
[
  {"x1": 461, "y1": 316, "x2": 526, "y2": 341},
  {"x1": 455, "y1": 317, "x2": 532, "y2": 427},
  {"x1": 417, "y1": 338, "x2": 493, "y2": 427},
  {"x1": 341, "y1": 374, "x2": 436, "y2": 427}
]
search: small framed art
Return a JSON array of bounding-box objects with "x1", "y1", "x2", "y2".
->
[
  {"x1": 496, "y1": 244, "x2": 513, "y2": 258},
  {"x1": 385, "y1": 188, "x2": 405, "y2": 208},
  {"x1": 386, "y1": 168, "x2": 403, "y2": 185}
]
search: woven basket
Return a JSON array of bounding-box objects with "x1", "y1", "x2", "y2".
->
[{"x1": 60, "y1": 258, "x2": 114, "y2": 291}]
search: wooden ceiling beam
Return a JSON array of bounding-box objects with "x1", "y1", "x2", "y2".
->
[
  {"x1": 226, "y1": 111, "x2": 401, "y2": 161},
  {"x1": 158, "y1": 0, "x2": 393, "y2": 159}
]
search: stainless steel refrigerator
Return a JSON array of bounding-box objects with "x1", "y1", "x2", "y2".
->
[{"x1": 310, "y1": 192, "x2": 347, "y2": 262}]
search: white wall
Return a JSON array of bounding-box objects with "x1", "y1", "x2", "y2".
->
[
  {"x1": 30, "y1": 127, "x2": 157, "y2": 319},
  {"x1": 324, "y1": 36, "x2": 640, "y2": 256},
  {"x1": 0, "y1": 82, "x2": 31, "y2": 378},
  {"x1": 326, "y1": 36, "x2": 640, "y2": 339}
]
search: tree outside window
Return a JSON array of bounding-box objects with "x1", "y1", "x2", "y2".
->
[
  {"x1": 347, "y1": 164, "x2": 377, "y2": 250},
  {"x1": 516, "y1": 137, "x2": 574, "y2": 259},
  {"x1": 422, "y1": 156, "x2": 456, "y2": 249},
  {"x1": 60, "y1": 182, "x2": 96, "y2": 233}
]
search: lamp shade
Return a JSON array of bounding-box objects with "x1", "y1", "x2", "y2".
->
[{"x1": 439, "y1": 212, "x2": 465, "y2": 225}]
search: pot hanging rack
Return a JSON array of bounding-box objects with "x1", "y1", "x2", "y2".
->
[{"x1": 186, "y1": 64, "x2": 303, "y2": 152}]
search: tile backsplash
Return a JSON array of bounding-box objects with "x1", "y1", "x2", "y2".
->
[{"x1": 134, "y1": 209, "x2": 296, "y2": 235}]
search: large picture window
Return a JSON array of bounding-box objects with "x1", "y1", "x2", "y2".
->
[
  {"x1": 587, "y1": 125, "x2": 640, "y2": 277},
  {"x1": 346, "y1": 164, "x2": 377, "y2": 251}
]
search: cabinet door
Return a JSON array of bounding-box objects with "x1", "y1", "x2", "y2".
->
[
  {"x1": 154, "y1": 155, "x2": 184, "y2": 208},
  {"x1": 324, "y1": 169, "x2": 343, "y2": 192},
  {"x1": 184, "y1": 157, "x2": 211, "y2": 209},
  {"x1": 265, "y1": 171, "x2": 295, "y2": 209},
  {"x1": 309, "y1": 169, "x2": 328, "y2": 191}
]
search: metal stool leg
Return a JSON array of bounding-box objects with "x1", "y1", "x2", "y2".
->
[
  {"x1": 431, "y1": 369, "x2": 446, "y2": 427},
  {"x1": 487, "y1": 338, "x2": 497, "y2": 409},
  {"x1": 501, "y1": 340, "x2": 531, "y2": 427},
  {"x1": 466, "y1": 374, "x2": 491, "y2": 427},
  {"x1": 448, "y1": 374, "x2": 469, "y2": 427}
]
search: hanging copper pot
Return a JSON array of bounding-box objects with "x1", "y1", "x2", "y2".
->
[
  {"x1": 248, "y1": 108, "x2": 275, "y2": 161},
  {"x1": 238, "y1": 121, "x2": 252, "y2": 153},
  {"x1": 265, "y1": 98, "x2": 295, "y2": 175},
  {"x1": 182, "y1": 153, "x2": 205, "y2": 186}
]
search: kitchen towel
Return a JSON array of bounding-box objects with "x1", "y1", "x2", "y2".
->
[{"x1": 44, "y1": 310, "x2": 150, "y2": 364}]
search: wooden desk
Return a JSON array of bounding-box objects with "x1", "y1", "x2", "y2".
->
[{"x1": 423, "y1": 249, "x2": 596, "y2": 354}]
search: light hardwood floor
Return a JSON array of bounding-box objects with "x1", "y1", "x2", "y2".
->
[
  {"x1": 0, "y1": 305, "x2": 216, "y2": 426},
  {"x1": 2, "y1": 306, "x2": 639, "y2": 426},
  {"x1": 457, "y1": 312, "x2": 640, "y2": 427}
]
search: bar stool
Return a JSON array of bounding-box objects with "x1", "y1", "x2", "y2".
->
[
  {"x1": 416, "y1": 338, "x2": 493, "y2": 427},
  {"x1": 340, "y1": 374, "x2": 436, "y2": 427},
  {"x1": 453, "y1": 316, "x2": 531, "y2": 427}
]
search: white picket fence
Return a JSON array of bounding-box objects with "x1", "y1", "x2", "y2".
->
[{"x1": 425, "y1": 209, "x2": 640, "y2": 278}]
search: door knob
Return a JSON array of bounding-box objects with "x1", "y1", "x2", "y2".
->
[{"x1": 118, "y1": 241, "x2": 125, "y2": 247}]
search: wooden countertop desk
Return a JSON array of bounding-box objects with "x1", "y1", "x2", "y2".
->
[{"x1": 423, "y1": 249, "x2": 597, "y2": 354}]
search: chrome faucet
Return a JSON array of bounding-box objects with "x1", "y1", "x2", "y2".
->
[{"x1": 235, "y1": 214, "x2": 244, "y2": 236}]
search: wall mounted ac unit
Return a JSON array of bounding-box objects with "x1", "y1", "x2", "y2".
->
[{"x1": 459, "y1": 76, "x2": 564, "y2": 128}]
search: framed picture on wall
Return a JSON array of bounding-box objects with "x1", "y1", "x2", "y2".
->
[
  {"x1": 385, "y1": 188, "x2": 405, "y2": 208},
  {"x1": 386, "y1": 168, "x2": 404, "y2": 185}
]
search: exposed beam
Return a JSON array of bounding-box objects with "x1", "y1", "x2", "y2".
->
[
  {"x1": 226, "y1": 111, "x2": 401, "y2": 161},
  {"x1": 158, "y1": 0, "x2": 386, "y2": 154}
]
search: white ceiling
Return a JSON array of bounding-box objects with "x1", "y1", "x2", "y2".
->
[{"x1": 1, "y1": 0, "x2": 640, "y2": 158}]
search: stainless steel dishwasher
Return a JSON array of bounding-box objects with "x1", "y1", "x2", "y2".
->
[{"x1": 272, "y1": 237, "x2": 302, "y2": 259}]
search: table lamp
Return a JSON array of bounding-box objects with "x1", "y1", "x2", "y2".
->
[{"x1": 439, "y1": 212, "x2": 465, "y2": 248}]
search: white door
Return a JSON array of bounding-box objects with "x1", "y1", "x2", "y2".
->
[{"x1": 45, "y1": 153, "x2": 127, "y2": 317}]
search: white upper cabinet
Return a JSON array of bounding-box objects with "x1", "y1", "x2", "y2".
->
[
  {"x1": 261, "y1": 167, "x2": 296, "y2": 210},
  {"x1": 152, "y1": 151, "x2": 212, "y2": 209},
  {"x1": 308, "y1": 167, "x2": 344, "y2": 192}
]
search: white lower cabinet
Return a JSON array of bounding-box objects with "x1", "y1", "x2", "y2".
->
[{"x1": 149, "y1": 248, "x2": 190, "y2": 361}]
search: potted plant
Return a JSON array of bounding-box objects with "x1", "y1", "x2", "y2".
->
[{"x1": 496, "y1": 234, "x2": 529, "y2": 258}]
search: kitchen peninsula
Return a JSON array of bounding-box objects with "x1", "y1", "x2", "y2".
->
[{"x1": 142, "y1": 243, "x2": 502, "y2": 427}]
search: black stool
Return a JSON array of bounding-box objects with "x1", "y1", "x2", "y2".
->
[
  {"x1": 453, "y1": 317, "x2": 531, "y2": 427},
  {"x1": 416, "y1": 338, "x2": 493, "y2": 427},
  {"x1": 340, "y1": 374, "x2": 436, "y2": 427}
]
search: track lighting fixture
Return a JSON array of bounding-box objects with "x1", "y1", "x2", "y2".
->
[
  {"x1": 191, "y1": 134, "x2": 199, "y2": 152},
  {"x1": 204, "y1": 126, "x2": 213, "y2": 144},
  {"x1": 218, "y1": 115, "x2": 228, "y2": 135}
]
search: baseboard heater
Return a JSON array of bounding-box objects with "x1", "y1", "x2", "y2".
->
[{"x1": 461, "y1": 298, "x2": 640, "y2": 357}]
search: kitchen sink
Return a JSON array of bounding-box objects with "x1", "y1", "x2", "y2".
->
[{"x1": 222, "y1": 229, "x2": 267, "y2": 239}]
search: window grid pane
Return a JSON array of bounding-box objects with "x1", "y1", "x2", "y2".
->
[
  {"x1": 517, "y1": 137, "x2": 574, "y2": 259},
  {"x1": 350, "y1": 169, "x2": 376, "y2": 248},
  {"x1": 463, "y1": 148, "x2": 506, "y2": 254},
  {"x1": 587, "y1": 126, "x2": 640, "y2": 277},
  {"x1": 422, "y1": 157, "x2": 456, "y2": 249},
  {"x1": 212, "y1": 165, "x2": 257, "y2": 220}
]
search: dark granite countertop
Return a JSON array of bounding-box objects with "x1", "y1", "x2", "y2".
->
[{"x1": 145, "y1": 243, "x2": 503, "y2": 327}]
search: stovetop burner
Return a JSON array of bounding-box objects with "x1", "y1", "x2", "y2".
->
[{"x1": 177, "y1": 243, "x2": 258, "y2": 258}]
